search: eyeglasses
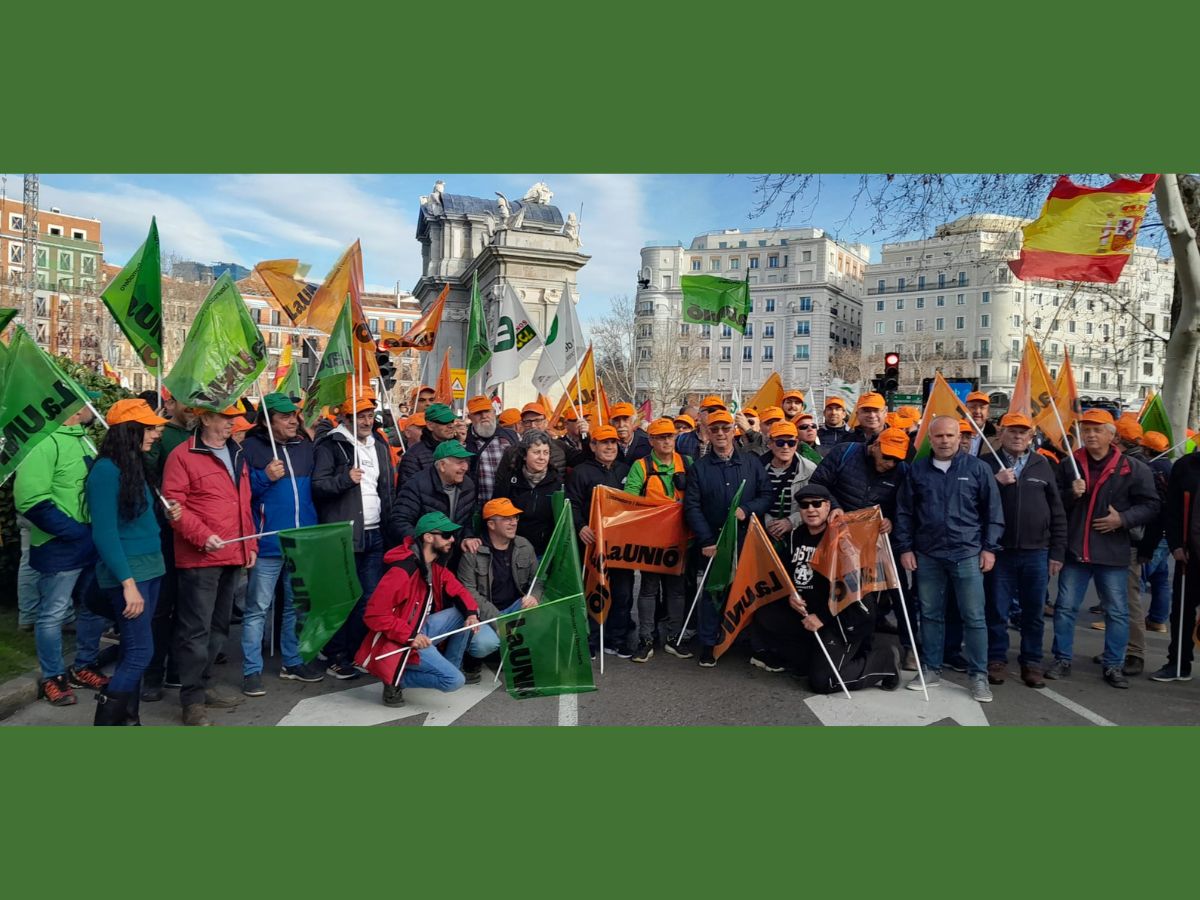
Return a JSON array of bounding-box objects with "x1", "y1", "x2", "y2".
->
[
  {"x1": 796, "y1": 500, "x2": 828, "y2": 510},
  {"x1": 773, "y1": 439, "x2": 798, "y2": 448},
  {"x1": 709, "y1": 424, "x2": 733, "y2": 432}
]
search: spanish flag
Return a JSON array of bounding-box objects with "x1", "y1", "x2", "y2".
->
[
  {"x1": 272, "y1": 342, "x2": 293, "y2": 390},
  {"x1": 1008, "y1": 174, "x2": 1159, "y2": 283},
  {"x1": 101, "y1": 358, "x2": 120, "y2": 383}
]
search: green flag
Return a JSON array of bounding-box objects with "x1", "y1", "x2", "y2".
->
[
  {"x1": 278, "y1": 522, "x2": 363, "y2": 663},
  {"x1": 466, "y1": 269, "x2": 491, "y2": 384},
  {"x1": 1138, "y1": 393, "x2": 1174, "y2": 454},
  {"x1": 495, "y1": 594, "x2": 595, "y2": 700},
  {"x1": 799, "y1": 442, "x2": 823, "y2": 465},
  {"x1": 681, "y1": 274, "x2": 751, "y2": 333},
  {"x1": 0, "y1": 308, "x2": 16, "y2": 333},
  {"x1": 301, "y1": 295, "x2": 355, "y2": 427},
  {"x1": 534, "y1": 494, "x2": 585, "y2": 602},
  {"x1": 277, "y1": 357, "x2": 303, "y2": 401},
  {"x1": 164, "y1": 272, "x2": 266, "y2": 410},
  {"x1": 100, "y1": 218, "x2": 162, "y2": 373},
  {"x1": 0, "y1": 328, "x2": 90, "y2": 482},
  {"x1": 707, "y1": 480, "x2": 745, "y2": 595}
]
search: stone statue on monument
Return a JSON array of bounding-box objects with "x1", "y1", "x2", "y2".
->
[
  {"x1": 564, "y1": 211, "x2": 580, "y2": 245},
  {"x1": 522, "y1": 182, "x2": 554, "y2": 205}
]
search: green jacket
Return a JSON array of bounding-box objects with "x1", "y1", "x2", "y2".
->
[
  {"x1": 14, "y1": 425, "x2": 93, "y2": 547},
  {"x1": 624, "y1": 451, "x2": 692, "y2": 500},
  {"x1": 456, "y1": 536, "x2": 540, "y2": 621},
  {"x1": 149, "y1": 420, "x2": 193, "y2": 479}
]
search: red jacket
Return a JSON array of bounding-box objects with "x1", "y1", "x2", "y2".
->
[
  {"x1": 163, "y1": 435, "x2": 257, "y2": 568},
  {"x1": 355, "y1": 539, "x2": 479, "y2": 684}
]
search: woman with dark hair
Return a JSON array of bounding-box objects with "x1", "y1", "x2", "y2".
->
[
  {"x1": 85, "y1": 399, "x2": 176, "y2": 725},
  {"x1": 493, "y1": 429, "x2": 563, "y2": 556}
]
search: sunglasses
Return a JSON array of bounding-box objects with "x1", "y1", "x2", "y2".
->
[
  {"x1": 797, "y1": 500, "x2": 828, "y2": 510},
  {"x1": 773, "y1": 439, "x2": 798, "y2": 448},
  {"x1": 797, "y1": 423, "x2": 816, "y2": 430},
  {"x1": 709, "y1": 424, "x2": 734, "y2": 432}
]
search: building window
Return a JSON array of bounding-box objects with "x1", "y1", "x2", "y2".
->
[
  {"x1": 915, "y1": 319, "x2": 925, "y2": 332},
  {"x1": 876, "y1": 300, "x2": 885, "y2": 312},
  {"x1": 896, "y1": 299, "x2": 905, "y2": 311},
  {"x1": 36, "y1": 247, "x2": 48, "y2": 267},
  {"x1": 877, "y1": 279, "x2": 886, "y2": 292},
  {"x1": 1011, "y1": 366, "x2": 1019, "y2": 379},
  {"x1": 765, "y1": 298, "x2": 775, "y2": 312},
  {"x1": 8, "y1": 213, "x2": 24, "y2": 231},
  {"x1": 935, "y1": 317, "x2": 945, "y2": 331},
  {"x1": 745, "y1": 322, "x2": 754, "y2": 337},
  {"x1": 662, "y1": 275, "x2": 672, "y2": 288},
  {"x1": 936, "y1": 295, "x2": 945, "y2": 307},
  {"x1": 956, "y1": 294, "x2": 965, "y2": 305},
  {"x1": 938, "y1": 273, "x2": 946, "y2": 288},
  {"x1": 763, "y1": 323, "x2": 775, "y2": 338},
  {"x1": 679, "y1": 323, "x2": 690, "y2": 336},
  {"x1": 9, "y1": 244, "x2": 23, "y2": 264},
  {"x1": 1144, "y1": 361, "x2": 1154, "y2": 376},
  {"x1": 81, "y1": 256, "x2": 95, "y2": 275},
  {"x1": 935, "y1": 341, "x2": 945, "y2": 354},
  {"x1": 1086, "y1": 322, "x2": 1094, "y2": 335},
  {"x1": 762, "y1": 346, "x2": 774, "y2": 361},
  {"x1": 979, "y1": 338, "x2": 990, "y2": 353},
  {"x1": 1068, "y1": 320, "x2": 1076, "y2": 333},
  {"x1": 254, "y1": 308, "x2": 263, "y2": 324},
  {"x1": 749, "y1": 257, "x2": 760, "y2": 269},
  {"x1": 980, "y1": 314, "x2": 990, "y2": 328},
  {"x1": 802, "y1": 251, "x2": 812, "y2": 262},
  {"x1": 980, "y1": 364, "x2": 989, "y2": 381},
  {"x1": 710, "y1": 258, "x2": 721, "y2": 271},
  {"x1": 768, "y1": 255, "x2": 779, "y2": 268},
  {"x1": 898, "y1": 277, "x2": 906, "y2": 291},
  {"x1": 722, "y1": 324, "x2": 732, "y2": 339},
  {"x1": 955, "y1": 316, "x2": 965, "y2": 329},
  {"x1": 895, "y1": 321, "x2": 904, "y2": 333},
  {"x1": 720, "y1": 346, "x2": 731, "y2": 361},
  {"x1": 271, "y1": 311, "x2": 281, "y2": 326},
  {"x1": 691, "y1": 258, "x2": 701, "y2": 271},
  {"x1": 729, "y1": 258, "x2": 739, "y2": 270},
  {"x1": 639, "y1": 348, "x2": 652, "y2": 361},
  {"x1": 795, "y1": 344, "x2": 810, "y2": 360},
  {"x1": 49, "y1": 225, "x2": 63, "y2": 236},
  {"x1": 718, "y1": 242, "x2": 727, "y2": 249},
  {"x1": 796, "y1": 321, "x2": 810, "y2": 336},
  {"x1": 59, "y1": 251, "x2": 72, "y2": 271},
  {"x1": 1083, "y1": 370, "x2": 1091, "y2": 385},
  {"x1": 701, "y1": 346, "x2": 711, "y2": 360},
  {"x1": 874, "y1": 322, "x2": 885, "y2": 335},
  {"x1": 916, "y1": 297, "x2": 925, "y2": 309},
  {"x1": 958, "y1": 272, "x2": 967, "y2": 285},
  {"x1": 385, "y1": 319, "x2": 396, "y2": 331},
  {"x1": 918, "y1": 276, "x2": 926, "y2": 289},
  {"x1": 798, "y1": 297, "x2": 813, "y2": 312}
]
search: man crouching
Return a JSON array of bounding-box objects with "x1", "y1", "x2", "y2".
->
[{"x1": 355, "y1": 512, "x2": 500, "y2": 707}]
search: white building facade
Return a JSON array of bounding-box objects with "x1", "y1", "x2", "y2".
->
[
  {"x1": 861, "y1": 215, "x2": 1173, "y2": 407},
  {"x1": 634, "y1": 227, "x2": 868, "y2": 404}
]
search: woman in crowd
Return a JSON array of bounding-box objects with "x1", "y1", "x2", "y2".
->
[{"x1": 493, "y1": 429, "x2": 563, "y2": 556}]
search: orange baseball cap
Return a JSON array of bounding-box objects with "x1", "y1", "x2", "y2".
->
[
  {"x1": 769, "y1": 421, "x2": 798, "y2": 439},
  {"x1": 877, "y1": 427, "x2": 910, "y2": 460},
  {"x1": 609, "y1": 402, "x2": 635, "y2": 419},
  {"x1": 824, "y1": 396, "x2": 846, "y2": 409},
  {"x1": 591, "y1": 424, "x2": 618, "y2": 442},
  {"x1": 759, "y1": 406, "x2": 785, "y2": 425},
  {"x1": 482, "y1": 497, "x2": 523, "y2": 519},
  {"x1": 647, "y1": 417, "x2": 677, "y2": 436},
  {"x1": 1141, "y1": 431, "x2": 1169, "y2": 453},
  {"x1": 959, "y1": 419, "x2": 974, "y2": 434},
  {"x1": 561, "y1": 405, "x2": 579, "y2": 421},
  {"x1": 782, "y1": 390, "x2": 805, "y2": 403},
  {"x1": 1080, "y1": 409, "x2": 1115, "y2": 426},
  {"x1": 742, "y1": 406, "x2": 759, "y2": 417},
  {"x1": 408, "y1": 412, "x2": 426, "y2": 428},
  {"x1": 1116, "y1": 418, "x2": 1144, "y2": 441},
  {"x1": 796, "y1": 412, "x2": 815, "y2": 422},
  {"x1": 342, "y1": 398, "x2": 376, "y2": 415},
  {"x1": 521, "y1": 402, "x2": 547, "y2": 418},
  {"x1": 498, "y1": 408, "x2": 522, "y2": 426},
  {"x1": 1000, "y1": 412, "x2": 1033, "y2": 429},
  {"x1": 898, "y1": 405, "x2": 921, "y2": 420},
  {"x1": 467, "y1": 395, "x2": 493, "y2": 415},
  {"x1": 707, "y1": 410, "x2": 734, "y2": 427},
  {"x1": 417, "y1": 384, "x2": 435, "y2": 395},
  {"x1": 700, "y1": 395, "x2": 726, "y2": 410},
  {"x1": 674, "y1": 414, "x2": 696, "y2": 429},
  {"x1": 857, "y1": 393, "x2": 886, "y2": 410},
  {"x1": 106, "y1": 398, "x2": 168, "y2": 427},
  {"x1": 965, "y1": 391, "x2": 990, "y2": 404},
  {"x1": 885, "y1": 412, "x2": 905, "y2": 429},
  {"x1": 231, "y1": 416, "x2": 254, "y2": 434}
]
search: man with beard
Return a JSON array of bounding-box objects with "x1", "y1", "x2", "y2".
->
[
  {"x1": 464, "y1": 395, "x2": 519, "y2": 505},
  {"x1": 817, "y1": 396, "x2": 854, "y2": 451}
]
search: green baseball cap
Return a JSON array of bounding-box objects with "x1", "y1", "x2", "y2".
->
[
  {"x1": 414, "y1": 511, "x2": 461, "y2": 537},
  {"x1": 424, "y1": 403, "x2": 456, "y2": 425},
  {"x1": 432, "y1": 440, "x2": 474, "y2": 461},
  {"x1": 263, "y1": 392, "x2": 298, "y2": 414}
]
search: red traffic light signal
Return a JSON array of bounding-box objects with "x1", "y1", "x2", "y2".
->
[{"x1": 884, "y1": 351, "x2": 900, "y2": 367}]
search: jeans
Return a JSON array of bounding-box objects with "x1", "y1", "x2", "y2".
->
[
  {"x1": 324, "y1": 528, "x2": 384, "y2": 665},
  {"x1": 17, "y1": 526, "x2": 41, "y2": 628},
  {"x1": 174, "y1": 565, "x2": 240, "y2": 707},
  {"x1": 144, "y1": 532, "x2": 179, "y2": 685},
  {"x1": 637, "y1": 572, "x2": 685, "y2": 642},
  {"x1": 1143, "y1": 539, "x2": 1171, "y2": 625},
  {"x1": 1052, "y1": 562, "x2": 1129, "y2": 668},
  {"x1": 402, "y1": 607, "x2": 501, "y2": 691},
  {"x1": 104, "y1": 578, "x2": 161, "y2": 693},
  {"x1": 35, "y1": 567, "x2": 107, "y2": 679},
  {"x1": 914, "y1": 553, "x2": 987, "y2": 676},
  {"x1": 242, "y1": 555, "x2": 304, "y2": 675},
  {"x1": 987, "y1": 549, "x2": 1050, "y2": 666}
]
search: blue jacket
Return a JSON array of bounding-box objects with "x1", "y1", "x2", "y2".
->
[
  {"x1": 894, "y1": 452, "x2": 1004, "y2": 561},
  {"x1": 683, "y1": 449, "x2": 773, "y2": 547},
  {"x1": 242, "y1": 429, "x2": 319, "y2": 557},
  {"x1": 810, "y1": 440, "x2": 907, "y2": 520}
]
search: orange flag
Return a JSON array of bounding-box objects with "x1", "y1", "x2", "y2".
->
[
  {"x1": 1035, "y1": 346, "x2": 1081, "y2": 450},
  {"x1": 272, "y1": 343, "x2": 293, "y2": 389},
  {"x1": 589, "y1": 486, "x2": 687, "y2": 575},
  {"x1": 713, "y1": 515, "x2": 795, "y2": 659},
  {"x1": 810, "y1": 506, "x2": 902, "y2": 617},
  {"x1": 433, "y1": 348, "x2": 453, "y2": 405},
  {"x1": 1010, "y1": 337, "x2": 1057, "y2": 422},
  {"x1": 254, "y1": 259, "x2": 318, "y2": 325},
  {"x1": 912, "y1": 373, "x2": 971, "y2": 459},
  {"x1": 747, "y1": 372, "x2": 785, "y2": 413},
  {"x1": 551, "y1": 344, "x2": 606, "y2": 426},
  {"x1": 392, "y1": 283, "x2": 447, "y2": 351},
  {"x1": 304, "y1": 242, "x2": 379, "y2": 379}
]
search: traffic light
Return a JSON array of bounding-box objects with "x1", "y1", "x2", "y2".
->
[
  {"x1": 375, "y1": 350, "x2": 397, "y2": 391},
  {"x1": 883, "y1": 351, "x2": 901, "y2": 394}
]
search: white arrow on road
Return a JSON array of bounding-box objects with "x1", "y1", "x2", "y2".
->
[
  {"x1": 277, "y1": 670, "x2": 501, "y2": 726},
  {"x1": 804, "y1": 681, "x2": 990, "y2": 726}
]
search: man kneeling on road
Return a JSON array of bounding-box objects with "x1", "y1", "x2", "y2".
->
[
  {"x1": 751, "y1": 484, "x2": 901, "y2": 692},
  {"x1": 356, "y1": 513, "x2": 500, "y2": 708}
]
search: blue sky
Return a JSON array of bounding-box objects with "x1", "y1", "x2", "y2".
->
[{"x1": 25, "y1": 173, "x2": 876, "y2": 321}]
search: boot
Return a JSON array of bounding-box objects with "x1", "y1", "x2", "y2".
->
[
  {"x1": 125, "y1": 690, "x2": 142, "y2": 725},
  {"x1": 93, "y1": 690, "x2": 132, "y2": 726}
]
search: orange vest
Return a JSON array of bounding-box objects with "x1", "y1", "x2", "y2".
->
[{"x1": 633, "y1": 452, "x2": 685, "y2": 503}]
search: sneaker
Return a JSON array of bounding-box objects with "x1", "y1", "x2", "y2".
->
[
  {"x1": 749, "y1": 652, "x2": 787, "y2": 673},
  {"x1": 1088, "y1": 604, "x2": 1102, "y2": 614},
  {"x1": 615, "y1": 645, "x2": 635, "y2": 660},
  {"x1": 279, "y1": 662, "x2": 324, "y2": 682},
  {"x1": 1123, "y1": 655, "x2": 1144, "y2": 677},
  {"x1": 881, "y1": 646, "x2": 902, "y2": 691},
  {"x1": 462, "y1": 668, "x2": 482, "y2": 685},
  {"x1": 242, "y1": 674, "x2": 266, "y2": 697},
  {"x1": 205, "y1": 686, "x2": 244, "y2": 707},
  {"x1": 1020, "y1": 665, "x2": 1046, "y2": 688},
  {"x1": 1150, "y1": 664, "x2": 1193, "y2": 682},
  {"x1": 987, "y1": 660, "x2": 1007, "y2": 685},
  {"x1": 970, "y1": 673, "x2": 994, "y2": 703},
  {"x1": 68, "y1": 665, "x2": 110, "y2": 692},
  {"x1": 664, "y1": 634, "x2": 693, "y2": 659},
  {"x1": 39, "y1": 675, "x2": 77, "y2": 707},
  {"x1": 602, "y1": 646, "x2": 620, "y2": 657},
  {"x1": 901, "y1": 648, "x2": 919, "y2": 671},
  {"x1": 1103, "y1": 666, "x2": 1129, "y2": 689},
  {"x1": 698, "y1": 647, "x2": 717, "y2": 668},
  {"x1": 1146, "y1": 621, "x2": 1169, "y2": 633},
  {"x1": 326, "y1": 661, "x2": 361, "y2": 680},
  {"x1": 631, "y1": 641, "x2": 654, "y2": 663},
  {"x1": 906, "y1": 668, "x2": 941, "y2": 690},
  {"x1": 1043, "y1": 659, "x2": 1071, "y2": 680},
  {"x1": 944, "y1": 653, "x2": 969, "y2": 673},
  {"x1": 182, "y1": 703, "x2": 211, "y2": 726},
  {"x1": 382, "y1": 684, "x2": 405, "y2": 707},
  {"x1": 1090, "y1": 621, "x2": 1106, "y2": 631}
]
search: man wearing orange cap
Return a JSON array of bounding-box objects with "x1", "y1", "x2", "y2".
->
[
  {"x1": 677, "y1": 397, "x2": 724, "y2": 460},
  {"x1": 851, "y1": 393, "x2": 888, "y2": 444},
  {"x1": 958, "y1": 418, "x2": 976, "y2": 455},
  {"x1": 609, "y1": 401, "x2": 651, "y2": 464},
  {"x1": 964, "y1": 391, "x2": 997, "y2": 457},
  {"x1": 981, "y1": 411, "x2": 1067, "y2": 689},
  {"x1": 1046, "y1": 409, "x2": 1160, "y2": 688},
  {"x1": 464, "y1": 395, "x2": 519, "y2": 504},
  {"x1": 555, "y1": 404, "x2": 592, "y2": 469},
  {"x1": 817, "y1": 396, "x2": 854, "y2": 451},
  {"x1": 793, "y1": 413, "x2": 824, "y2": 464},
  {"x1": 413, "y1": 385, "x2": 436, "y2": 414},
  {"x1": 756, "y1": 420, "x2": 817, "y2": 579},
  {"x1": 781, "y1": 390, "x2": 805, "y2": 424}
]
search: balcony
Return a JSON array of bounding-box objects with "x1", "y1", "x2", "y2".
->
[
  {"x1": 972, "y1": 349, "x2": 992, "y2": 359},
  {"x1": 868, "y1": 276, "x2": 969, "y2": 296}
]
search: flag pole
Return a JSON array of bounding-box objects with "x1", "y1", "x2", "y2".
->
[
  {"x1": 678, "y1": 552, "x2": 716, "y2": 642},
  {"x1": 962, "y1": 412, "x2": 1006, "y2": 470},
  {"x1": 391, "y1": 586, "x2": 435, "y2": 689},
  {"x1": 1151, "y1": 435, "x2": 1191, "y2": 462},
  {"x1": 1045, "y1": 396, "x2": 1082, "y2": 479},
  {"x1": 883, "y1": 533, "x2": 927, "y2": 701},
  {"x1": 812, "y1": 631, "x2": 853, "y2": 700}
]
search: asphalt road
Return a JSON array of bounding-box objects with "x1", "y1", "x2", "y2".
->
[{"x1": 5, "y1": 594, "x2": 1197, "y2": 727}]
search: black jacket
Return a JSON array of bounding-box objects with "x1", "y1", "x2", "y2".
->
[
  {"x1": 816, "y1": 425, "x2": 856, "y2": 453},
  {"x1": 810, "y1": 441, "x2": 906, "y2": 520},
  {"x1": 1058, "y1": 447, "x2": 1160, "y2": 567},
  {"x1": 1137, "y1": 456, "x2": 1171, "y2": 556},
  {"x1": 683, "y1": 449, "x2": 773, "y2": 547},
  {"x1": 615, "y1": 430, "x2": 652, "y2": 466},
  {"x1": 566, "y1": 458, "x2": 630, "y2": 531},
  {"x1": 983, "y1": 451, "x2": 1067, "y2": 562},
  {"x1": 398, "y1": 428, "x2": 443, "y2": 485},
  {"x1": 312, "y1": 428, "x2": 397, "y2": 552},
  {"x1": 894, "y1": 452, "x2": 1004, "y2": 561},
  {"x1": 391, "y1": 465, "x2": 478, "y2": 543},
  {"x1": 494, "y1": 440, "x2": 568, "y2": 487},
  {"x1": 1165, "y1": 453, "x2": 1200, "y2": 553},
  {"x1": 493, "y1": 467, "x2": 565, "y2": 554}
]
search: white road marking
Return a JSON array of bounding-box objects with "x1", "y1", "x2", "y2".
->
[
  {"x1": 276, "y1": 671, "x2": 500, "y2": 726},
  {"x1": 804, "y1": 680, "x2": 990, "y2": 726},
  {"x1": 1038, "y1": 688, "x2": 1119, "y2": 727},
  {"x1": 557, "y1": 692, "x2": 578, "y2": 726}
]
